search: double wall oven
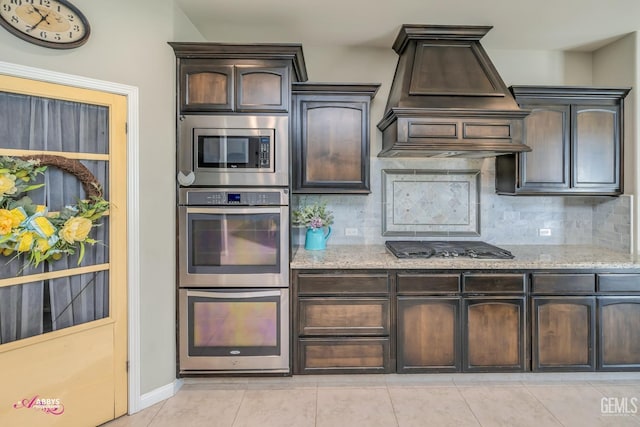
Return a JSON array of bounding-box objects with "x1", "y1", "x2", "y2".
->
[{"x1": 177, "y1": 115, "x2": 290, "y2": 374}]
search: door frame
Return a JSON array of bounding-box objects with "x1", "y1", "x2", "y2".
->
[{"x1": 0, "y1": 60, "x2": 143, "y2": 414}]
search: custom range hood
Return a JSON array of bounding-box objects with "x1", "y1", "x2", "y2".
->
[{"x1": 377, "y1": 25, "x2": 531, "y2": 158}]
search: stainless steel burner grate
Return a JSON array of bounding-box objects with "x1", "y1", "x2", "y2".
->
[{"x1": 385, "y1": 241, "x2": 514, "y2": 259}]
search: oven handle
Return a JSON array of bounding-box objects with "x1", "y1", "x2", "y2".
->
[
  {"x1": 185, "y1": 289, "x2": 284, "y2": 299},
  {"x1": 182, "y1": 206, "x2": 286, "y2": 214}
]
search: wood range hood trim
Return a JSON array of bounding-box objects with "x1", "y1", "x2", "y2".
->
[{"x1": 377, "y1": 24, "x2": 532, "y2": 158}]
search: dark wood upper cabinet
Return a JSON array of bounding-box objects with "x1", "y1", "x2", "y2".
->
[
  {"x1": 179, "y1": 60, "x2": 290, "y2": 113},
  {"x1": 169, "y1": 43, "x2": 308, "y2": 114},
  {"x1": 235, "y1": 66, "x2": 289, "y2": 112},
  {"x1": 496, "y1": 86, "x2": 630, "y2": 196},
  {"x1": 180, "y1": 62, "x2": 235, "y2": 112},
  {"x1": 292, "y1": 83, "x2": 380, "y2": 194}
]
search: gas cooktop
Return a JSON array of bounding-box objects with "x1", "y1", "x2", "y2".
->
[{"x1": 385, "y1": 241, "x2": 515, "y2": 260}]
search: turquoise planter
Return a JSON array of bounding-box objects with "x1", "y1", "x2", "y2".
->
[{"x1": 304, "y1": 227, "x2": 332, "y2": 250}]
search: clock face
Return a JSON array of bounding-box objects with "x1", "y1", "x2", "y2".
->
[{"x1": 0, "y1": 0, "x2": 90, "y2": 49}]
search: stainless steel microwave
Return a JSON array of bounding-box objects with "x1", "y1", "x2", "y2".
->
[{"x1": 177, "y1": 115, "x2": 289, "y2": 187}]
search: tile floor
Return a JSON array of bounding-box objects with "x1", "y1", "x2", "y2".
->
[{"x1": 103, "y1": 373, "x2": 640, "y2": 427}]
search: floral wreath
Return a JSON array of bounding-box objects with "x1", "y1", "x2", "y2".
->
[{"x1": 0, "y1": 155, "x2": 109, "y2": 268}]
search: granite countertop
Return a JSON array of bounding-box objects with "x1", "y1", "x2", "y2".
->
[{"x1": 290, "y1": 244, "x2": 640, "y2": 270}]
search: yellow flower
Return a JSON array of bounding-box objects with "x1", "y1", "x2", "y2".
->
[
  {"x1": 1, "y1": 247, "x2": 13, "y2": 256},
  {"x1": 59, "y1": 217, "x2": 92, "y2": 244},
  {"x1": 35, "y1": 238, "x2": 50, "y2": 252},
  {"x1": 10, "y1": 207, "x2": 26, "y2": 227},
  {"x1": 16, "y1": 232, "x2": 34, "y2": 252},
  {"x1": 0, "y1": 209, "x2": 12, "y2": 235},
  {"x1": 31, "y1": 216, "x2": 56, "y2": 237},
  {"x1": 0, "y1": 173, "x2": 17, "y2": 197},
  {"x1": 35, "y1": 205, "x2": 46, "y2": 213}
]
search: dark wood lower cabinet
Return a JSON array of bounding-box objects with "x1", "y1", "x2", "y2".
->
[
  {"x1": 532, "y1": 297, "x2": 596, "y2": 371},
  {"x1": 598, "y1": 297, "x2": 640, "y2": 370},
  {"x1": 297, "y1": 338, "x2": 391, "y2": 374},
  {"x1": 397, "y1": 297, "x2": 460, "y2": 372},
  {"x1": 463, "y1": 298, "x2": 526, "y2": 372},
  {"x1": 298, "y1": 297, "x2": 390, "y2": 336},
  {"x1": 292, "y1": 269, "x2": 640, "y2": 374},
  {"x1": 292, "y1": 271, "x2": 392, "y2": 374}
]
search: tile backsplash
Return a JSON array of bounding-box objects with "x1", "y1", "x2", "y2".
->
[
  {"x1": 292, "y1": 157, "x2": 632, "y2": 253},
  {"x1": 381, "y1": 169, "x2": 480, "y2": 236}
]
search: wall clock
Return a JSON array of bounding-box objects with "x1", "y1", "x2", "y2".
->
[{"x1": 0, "y1": 0, "x2": 90, "y2": 49}]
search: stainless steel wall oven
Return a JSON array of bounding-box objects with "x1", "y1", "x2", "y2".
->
[
  {"x1": 179, "y1": 288, "x2": 289, "y2": 373},
  {"x1": 177, "y1": 187, "x2": 290, "y2": 374},
  {"x1": 178, "y1": 188, "x2": 289, "y2": 287}
]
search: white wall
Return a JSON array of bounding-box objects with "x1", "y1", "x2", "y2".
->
[
  {"x1": 0, "y1": 0, "x2": 189, "y2": 394},
  {"x1": 489, "y1": 49, "x2": 567, "y2": 85},
  {"x1": 592, "y1": 33, "x2": 638, "y2": 253}
]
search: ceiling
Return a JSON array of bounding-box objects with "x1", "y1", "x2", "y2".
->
[{"x1": 176, "y1": 0, "x2": 640, "y2": 52}]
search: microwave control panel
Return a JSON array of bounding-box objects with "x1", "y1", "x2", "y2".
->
[{"x1": 258, "y1": 138, "x2": 271, "y2": 167}]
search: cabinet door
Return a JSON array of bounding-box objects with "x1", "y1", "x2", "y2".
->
[
  {"x1": 294, "y1": 99, "x2": 370, "y2": 193},
  {"x1": 463, "y1": 297, "x2": 526, "y2": 371},
  {"x1": 519, "y1": 104, "x2": 570, "y2": 192},
  {"x1": 598, "y1": 297, "x2": 640, "y2": 370},
  {"x1": 235, "y1": 66, "x2": 289, "y2": 112},
  {"x1": 572, "y1": 105, "x2": 621, "y2": 193},
  {"x1": 532, "y1": 297, "x2": 596, "y2": 371},
  {"x1": 397, "y1": 297, "x2": 461, "y2": 373},
  {"x1": 179, "y1": 61, "x2": 234, "y2": 112}
]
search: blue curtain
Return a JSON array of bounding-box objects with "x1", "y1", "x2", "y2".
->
[{"x1": 0, "y1": 91, "x2": 110, "y2": 343}]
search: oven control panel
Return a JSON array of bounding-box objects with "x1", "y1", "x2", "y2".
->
[{"x1": 181, "y1": 188, "x2": 288, "y2": 206}]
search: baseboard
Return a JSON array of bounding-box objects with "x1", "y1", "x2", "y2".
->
[{"x1": 138, "y1": 379, "x2": 184, "y2": 412}]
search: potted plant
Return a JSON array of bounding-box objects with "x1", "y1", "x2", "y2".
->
[{"x1": 292, "y1": 202, "x2": 334, "y2": 250}]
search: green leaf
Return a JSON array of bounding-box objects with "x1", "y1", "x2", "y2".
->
[
  {"x1": 77, "y1": 242, "x2": 85, "y2": 265},
  {"x1": 22, "y1": 183, "x2": 45, "y2": 192}
]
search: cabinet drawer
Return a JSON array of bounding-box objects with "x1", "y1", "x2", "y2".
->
[
  {"x1": 532, "y1": 274, "x2": 596, "y2": 294},
  {"x1": 297, "y1": 273, "x2": 389, "y2": 295},
  {"x1": 463, "y1": 274, "x2": 526, "y2": 293},
  {"x1": 296, "y1": 337, "x2": 391, "y2": 374},
  {"x1": 298, "y1": 298, "x2": 390, "y2": 336},
  {"x1": 397, "y1": 274, "x2": 460, "y2": 294},
  {"x1": 598, "y1": 274, "x2": 640, "y2": 293}
]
